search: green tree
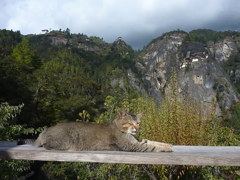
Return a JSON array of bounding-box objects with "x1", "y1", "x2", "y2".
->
[
  {"x1": 0, "y1": 55, "x2": 33, "y2": 105},
  {"x1": 32, "y1": 60, "x2": 99, "y2": 126},
  {"x1": 12, "y1": 38, "x2": 41, "y2": 71},
  {"x1": 65, "y1": 28, "x2": 71, "y2": 37},
  {"x1": 0, "y1": 29, "x2": 22, "y2": 57}
]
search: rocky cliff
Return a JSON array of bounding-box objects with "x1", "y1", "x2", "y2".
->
[
  {"x1": 132, "y1": 30, "x2": 240, "y2": 114},
  {"x1": 29, "y1": 29, "x2": 240, "y2": 115}
]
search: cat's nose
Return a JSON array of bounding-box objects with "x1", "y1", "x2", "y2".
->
[{"x1": 131, "y1": 130, "x2": 137, "y2": 135}]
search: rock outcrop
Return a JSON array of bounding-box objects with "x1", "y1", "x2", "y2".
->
[
  {"x1": 133, "y1": 31, "x2": 240, "y2": 114},
  {"x1": 135, "y1": 32, "x2": 187, "y2": 102}
]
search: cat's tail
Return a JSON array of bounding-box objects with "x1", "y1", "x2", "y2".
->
[{"x1": 33, "y1": 128, "x2": 47, "y2": 147}]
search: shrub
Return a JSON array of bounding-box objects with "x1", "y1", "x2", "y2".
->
[
  {"x1": 0, "y1": 102, "x2": 33, "y2": 179},
  {"x1": 40, "y1": 77, "x2": 240, "y2": 179}
]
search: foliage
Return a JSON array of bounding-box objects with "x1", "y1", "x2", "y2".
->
[
  {"x1": 224, "y1": 52, "x2": 240, "y2": 93},
  {"x1": 135, "y1": 75, "x2": 240, "y2": 179},
  {"x1": 92, "y1": 74, "x2": 239, "y2": 179},
  {"x1": 41, "y1": 86, "x2": 240, "y2": 179},
  {"x1": 0, "y1": 102, "x2": 22, "y2": 125},
  {"x1": 223, "y1": 103, "x2": 240, "y2": 134},
  {"x1": 0, "y1": 102, "x2": 36, "y2": 179},
  {"x1": 0, "y1": 31, "x2": 32, "y2": 106},
  {"x1": 0, "y1": 28, "x2": 240, "y2": 179},
  {"x1": 0, "y1": 160, "x2": 32, "y2": 180},
  {"x1": 96, "y1": 93, "x2": 143, "y2": 124},
  {"x1": 12, "y1": 38, "x2": 34, "y2": 66},
  {"x1": 12, "y1": 38, "x2": 42, "y2": 71},
  {"x1": 77, "y1": 110, "x2": 91, "y2": 122},
  {"x1": 0, "y1": 29, "x2": 22, "y2": 57},
  {"x1": 138, "y1": 98, "x2": 217, "y2": 145},
  {"x1": 42, "y1": 162, "x2": 158, "y2": 180},
  {"x1": 184, "y1": 29, "x2": 219, "y2": 43},
  {"x1": 32, "y1": 59, "x2": 99, "y2": 126},
  {"x1": 0, "y1": 102, "x2": 29, "y2": 141},
  {"x1": 184, "y1": 29, "x2": 240, "y2": 44}
]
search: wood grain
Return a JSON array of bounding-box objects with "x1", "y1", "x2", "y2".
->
[{"x1": 0, "y1": 143, "x2": 240, "y2": 166}]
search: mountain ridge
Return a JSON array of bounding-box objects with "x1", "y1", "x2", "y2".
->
[{"x1": 0, "y1": 28, "x2": 240, "y2": 125}]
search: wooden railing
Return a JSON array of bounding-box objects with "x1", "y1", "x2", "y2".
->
[{"x1": 0, "y1": 142, "x2": 239, "y2": 166}]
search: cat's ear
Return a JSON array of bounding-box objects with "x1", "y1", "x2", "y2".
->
[
  {"x1": 118, "y1": 109, "x2": 127, "y2": 119},
  {"x1": 136, "y1": 113, "x2": 143, "y2": 123}
]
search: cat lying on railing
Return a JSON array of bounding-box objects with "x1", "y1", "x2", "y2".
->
[{"x1": 32, "y1": 110, "x2": 173, "y2": 152}]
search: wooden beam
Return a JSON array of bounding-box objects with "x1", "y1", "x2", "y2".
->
[{"x1": 0, "y1": 142, "x2": 240, "y2": 166}]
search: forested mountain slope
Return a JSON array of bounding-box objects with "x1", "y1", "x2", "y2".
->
[{"x1": 0, "y1": 29, "x2": 240, "y2": 179}]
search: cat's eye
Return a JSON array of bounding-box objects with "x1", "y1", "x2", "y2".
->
[{"x1": 122, "y1": 123, "x2": 131, "y2": 128}]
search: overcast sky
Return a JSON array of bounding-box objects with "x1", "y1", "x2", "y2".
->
[{"x1": 1, "y1": 0, "x2": 240, "y2": 49}]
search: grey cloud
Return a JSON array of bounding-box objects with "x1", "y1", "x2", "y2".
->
[{"x1": 0, "y1": 0, "x2": 240, "y2": 49}]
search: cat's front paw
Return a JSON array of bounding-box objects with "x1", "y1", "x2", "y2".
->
[{"x1": 154, "y1": 143, "x2": 173, "y2": 152}]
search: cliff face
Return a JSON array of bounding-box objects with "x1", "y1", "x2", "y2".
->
[
  {"x1": 213, "y1": 37, "x2": 239, "y2": 62},
  {"x1": 133, "y1": 31, "x2": 240, "y2": 113},
  {"x1": 135, "y1": 32, "x2": 186, "y2": 102},
  {"x1": 30, "y1": 29, "x2": 240, "y2": 114}
]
